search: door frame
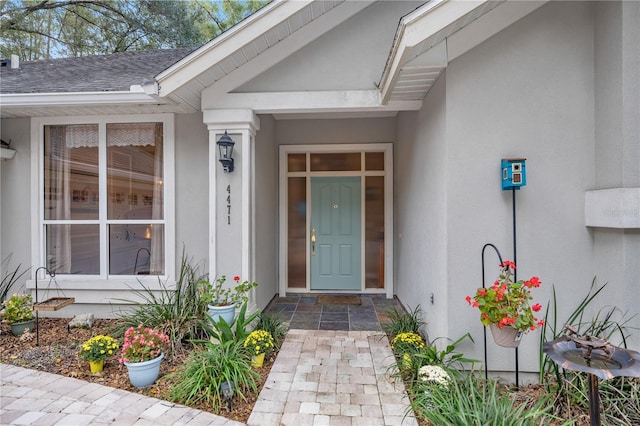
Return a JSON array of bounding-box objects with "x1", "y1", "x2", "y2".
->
[{"x1": 278, "y1": 143, "x2": 394, "y2": 298}]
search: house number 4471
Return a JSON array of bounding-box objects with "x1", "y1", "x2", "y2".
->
[{"x1": 226, "y1": 185, "x2": 231, "y2": 225}]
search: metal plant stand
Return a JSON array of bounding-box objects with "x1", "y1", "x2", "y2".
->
[
  {"x1": 33, "y1": 267, "x2": 74, "y2": 346},
  {"x1": 544, "y1": 325, "x2": 640, "y2": 426}
]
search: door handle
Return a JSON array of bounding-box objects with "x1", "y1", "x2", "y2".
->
[{"x1": 311, "y1": 228, "x2": 316, "y2": 256}]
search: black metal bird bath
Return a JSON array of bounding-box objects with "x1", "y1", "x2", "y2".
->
[{"x1": 543, "y1": 325, "x2": 640, "y2": 426}]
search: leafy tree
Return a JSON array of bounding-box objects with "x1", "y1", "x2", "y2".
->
[{"x1": 0, "y1": 0, "x2": 270, "y2": 60}]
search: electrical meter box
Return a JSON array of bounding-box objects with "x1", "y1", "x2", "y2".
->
[{"x1": 501, "y1": 158, "x2": 526, "y2": 190}]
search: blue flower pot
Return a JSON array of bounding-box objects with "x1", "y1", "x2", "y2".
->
[
  {"x1": 207, "y1": 303, "x2": 237, "y2": 325},
  {"x1": 10, "y1": 319, "x2": 35, "y2": 336},
  {"x1": 124, "y1": 353, "x2": 163, "y2": 388}
]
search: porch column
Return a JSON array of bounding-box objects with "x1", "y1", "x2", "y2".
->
[{"x1": 203, "y1": 109, "x2": 260, "y2": 306}]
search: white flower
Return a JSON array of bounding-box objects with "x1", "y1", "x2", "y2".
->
[{"x1": 418, "y1": 365, "x2": 451, "y2": 388}]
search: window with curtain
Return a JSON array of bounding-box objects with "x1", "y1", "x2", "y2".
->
[{"x1": 43, "y1": 122, "x2": 165, "y2": 276}]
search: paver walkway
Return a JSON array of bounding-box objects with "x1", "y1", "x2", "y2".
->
[
  {"x1": 247, "y1": 330, "x2": 417, "y2": 426},
  {"x1": 1, "y1": 309, "x2": 418, "y2": 425}
]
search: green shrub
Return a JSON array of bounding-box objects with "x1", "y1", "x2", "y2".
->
[
  {"x1": 204, "y1": 300, "x2": 261, "y2": 344},
  {"x1": 168, "y1": 339, "x2": 259, "y2": 412},
  {"x1": 254, "y1": 312, "x2": 287, "y2": 350},
  {"x1": 412, "y1": 374, "x2": 557, "y2": 425},
  {"x1": 383, "y1": 304, "x2": 425, "y2": 337},
  {"x1": 111, "y1": 250, "x2": 209, "y2": 354}
]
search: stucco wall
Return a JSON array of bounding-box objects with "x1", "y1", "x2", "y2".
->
[
  {"x1": 446, "y1": 0, "x2": 596, "y2": 374},
  {"x1": 254, "y1": 114, "x2": 278, "y2": 308},
  {"x1": 0, "y1": 118, "x2": 32, "y2": 293},
  {"x1": 396, "y1": 74, "x2": 448, "y2": 341},
  {"x1": 591, "y1": 0, "x2": 640, "y2": 350},
  {"x1": 175, "y1": 112, "x2": 209, "y2": 271},
  {"x1": 275, "y1": 117, "x2": 396, "y2": 146},
  {"x1": 394, "y1": 1, "x2": 603, "y2": 375}
]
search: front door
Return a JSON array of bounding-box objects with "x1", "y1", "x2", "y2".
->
[{"x1": 310, "y1": 177, "x2": 361, "y2": 290}]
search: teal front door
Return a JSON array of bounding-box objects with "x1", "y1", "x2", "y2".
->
[{"x1": 310, "y1": 177, "x2": 361, "y2": 290}]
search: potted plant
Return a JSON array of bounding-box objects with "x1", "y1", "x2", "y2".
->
[
  {"x1": 79, "y1": 335, "x2": 119, "y2": 373},
  {"x1": 466, "y1": 260, "x2": 545, "y2": 347},
  {"x1": 243, "y1": 329, "x2": 275, "y2": 368},
  {"x1": 199, "y1": 275, "x2": 258, "y2": 324},
  {"x1": 119, "y1": 324, "x2": 169, "y2": 387},
  {"x1": 1, "y1": 293, "x2": 35, "y2": 336}
]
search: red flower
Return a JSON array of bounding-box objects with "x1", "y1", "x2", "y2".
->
[
  {"x1": 478, "y1": 289, "x2": 487, "y2": 296},
  {"x1": 532, "y1": 303, "x2": 542, "y2": 312},
  {"x1": 472, "y1": 301, "x2": 479, "y2": 308},
  {"x1": 526, "y1": 277, "x2": 541, "y2": 288},
  {"x1": 233, "y1": 276, "x2": 240, "y2": 282},
  {"x1": 465, "y1": 295, "x2": 472, "y2": 305},
  {"x1": 501, "y1": 260, "x2": 517, "y2": 270}
]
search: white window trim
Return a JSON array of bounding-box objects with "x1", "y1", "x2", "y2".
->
[
  {"x1": 29, "y1": 114, "x2": 175, "y2": 291},
  {"x1": 278, "y1": 143, "x2": 394, "y2": 299}
]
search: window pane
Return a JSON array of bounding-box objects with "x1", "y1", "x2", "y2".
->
[
  {"x1": 287, "y1": 177, "x2": 306, "y2": 288},
  {"x1": 46, "y1": 224, "x2": 99, "y2": 274},
  {"x1": 288, "y1": 153, "x2": 306, "y2": 172},
  {"x1": 109, "y1": 224, "x2": 164, "y2": 275},
  {"x1": 107, "y1": 123, "x2": 163, "y2": 220},
  {"x1": 365, "y1": 152, "x2": 385, "y2": 171},
  {"x1": 365, "y1": 176, "x2": 384, "y2": 289},
  {"x1": 310, "y1": 153, "x2": 361, "y2": 171},
  {"x1": 44, "y1": 125, "x2": 99, "y2": 220}
]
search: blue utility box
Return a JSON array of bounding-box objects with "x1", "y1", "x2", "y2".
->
[{"x1": 501, "y1": 158, "x2": 526, "y2": 190}]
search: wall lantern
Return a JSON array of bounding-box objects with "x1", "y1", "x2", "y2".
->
[{"x1": 216, "y1": 131, "x2": 235, "y2": 173}]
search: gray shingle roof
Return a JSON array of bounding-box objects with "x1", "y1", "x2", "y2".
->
[{"x1": 0, "y1": 48, "x2": 194, "y2": 94}]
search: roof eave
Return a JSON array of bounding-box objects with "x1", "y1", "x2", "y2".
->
[{"x1": 0, "y1": 90, "x2": 165, "y2": 108}]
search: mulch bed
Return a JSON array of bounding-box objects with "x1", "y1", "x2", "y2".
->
[{"x1": 0, "y1": 318, "x2": 273, "y2": 423}]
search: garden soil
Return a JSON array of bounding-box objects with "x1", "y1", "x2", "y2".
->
[{"x1": 0, "y1": 318, "x2": 271, "y2": 424}]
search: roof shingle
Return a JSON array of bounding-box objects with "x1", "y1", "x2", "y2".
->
[{"x1": 0, "y1": 48, "x2": 194, "y2": 94}]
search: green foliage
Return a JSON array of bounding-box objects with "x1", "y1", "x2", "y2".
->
[
  {"x1": 204, "y1": 301, "x2": 261, "y2": 345},
  {"x1": 254, "y1": 312, "x2": 287, "y2": 350},
  {"x1": 382, "y1": 304, "x2": 426, "y2": 337},
  {"x1": 111, "y1": 250, "x2": 210, "y2": 354},
  {"x1": 539, "y1": 278, "x2": 639, "y2": 424},
  {"x1": 79, "y1": 335, "x2": 119, "y2": 362},
  {"x1": 413, "y1": 333, "x2": 477, "y2": 372},
  {"x1": 168, "y1": 339, "x2": 259, "y2": 412},
  {"x1": 411, "y1": 374, "x2": 559, "y2": 426},
  {"x1": 0, "y1": 0, "x2": 270, "y2": 60},
  {"x1": 1, "y1": 255, "x2": 29, "y2": 302},
  {"x1": 199, "y1": 275, "x2": 258, "y2": 306},
  {"x1": 1, "y1": 293, "x2": 34, "y2": 323}
]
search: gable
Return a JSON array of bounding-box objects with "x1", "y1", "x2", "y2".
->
[{"x1": 236, "y1": 1, "x2": 424, "y2": 93}]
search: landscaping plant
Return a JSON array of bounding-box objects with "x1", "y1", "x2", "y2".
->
[
  {"x1": 79, "y1": 335, "x2": 119, "y2": 362},
  {"x1": 411, "y1": 374, "x2": 559, "y2": 426},
  {"x1": 254, "y1": 312, "x2": 287, "y2": 350},
  {"x1": 1, "y1": 293, "x2": 34, "y2": 324},
  {"x1": 168, "y1": 339, "x2": 259, "y2": 412},
  {"x1": 382, "y1": 304, "x2": 425, "y2": 337},
  {"x1": 112, "y1": 250, "x2": 210, "y2": 353},
  {"x1": 119, "y1": 324, "x2": 169, "y2": 363},
  {"x1": 204, "y1": 300, "x2": 261, "y2": 344}
]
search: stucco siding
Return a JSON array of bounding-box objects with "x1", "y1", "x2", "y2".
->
[
  {"x1": 275, "y1": 117, "x2": 396, "y2": 146},
  {"x1": 0, "y1": 118, "x2": 32, "y2": 293},
  {"x1": 395, "y1": 73, "x2": 448, "y2": 341},
  {"x1": 238, "y1": 1, "x2": 424, "y2": 93},
  {"x1": 175, "y1": 112, "x2": 209, "y2": 270},
  {"x1": 254, "y1": 114, "x2": 278, "y2": 308},
  {"x1": 445, "y1": 1, "x2": 596, "y2": 373}
]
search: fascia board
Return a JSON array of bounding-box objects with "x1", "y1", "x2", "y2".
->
[
  {"x1": 156, "y1": 0, "x2": 314, "y2": 97},
  {"x1": 205, "y1": 90, "x2": 421, "y2": 114},
  {"x1": 379, "y1": 0, "x2": 490, "y2": 103},
  {"x1": 0, "y1": 91, "x2": 164, "y2": 107}
]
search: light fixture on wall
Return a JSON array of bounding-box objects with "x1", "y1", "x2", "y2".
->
[
  {"x1": 0, "y1": 139, "x2": 16, "y2": 160},
  {"x1": 216, "y1": 131, "x2": 235, "y2": 173}
]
